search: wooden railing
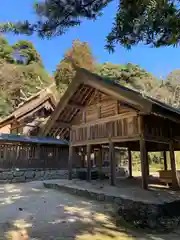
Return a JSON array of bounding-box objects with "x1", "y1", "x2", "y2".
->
[{"x1": 71, "y1": 113, "x2": 139, "y2": 144}]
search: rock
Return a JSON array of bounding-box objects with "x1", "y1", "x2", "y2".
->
[
  {"x1": 25, "y1": 171, "x2": 35, "y2": 179},
  {"x1": 2, "y1": 172, "x2": 13, "y2": 180},
  {"x1": 114, "y1": 197, "x2": 122, "y2": 205},
  {"x1": 13, "y1": 171, "x2": 24, "y2": 177},
  {"x1": 34, "y1": 171, "x2": 41, "y2": 179},
  {"x1": 97, "y1": 194, "x2": 105, "y2": 201},
  {"x1": 106, "y1": 195, "x2": 115, "y2": 202},
  {"x1": 12, "y1": 176, "x2": 25, "y2": 183},
  {"x1": 40, "y1": 171, "x2": 45, "y2": 177}
]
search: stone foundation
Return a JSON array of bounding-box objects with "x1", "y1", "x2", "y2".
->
[
  {"x1": 43, "y1": 181, "x2": 180, "y2": 231},
  {"x1": 0, "y1": 169, "x2": 77, "y2": 183}
]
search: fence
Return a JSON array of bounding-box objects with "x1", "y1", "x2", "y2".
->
[{"x1": 0, "y1": 141, "x2": 69, "y2": 169}]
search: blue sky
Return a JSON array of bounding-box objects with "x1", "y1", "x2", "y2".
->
[{"x1": 1, "y1": 0, "x2": 180, "y2": 78}]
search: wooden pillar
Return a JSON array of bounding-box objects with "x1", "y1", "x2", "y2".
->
[
  {"x1": 97, "y1": 147, "x2": 103, "y2": 171},
  {"x1": 87, "y1": 144, "x2": 91, "y2": 182},
  {"x1": 127, "y1": 148, "x2": 132, "y2": 178},
  {"x1": 169, "y1": 141, "x2": 179, "y2": 189},
  {"x1": 147, "y1": 152, "x2": 149, "y2": 176},
  {"x1": 163, "y1": 151, "x2": 168, "y2": 171},
  {"x1": 80, "y1": 147, "x2": 85, "y2": 168},
  {"x1": 140, "y1": 138, "x2": 148, "y2": 189},
  {"x1": 139, "y1": 116, "x2": 148, "y2": 190},
  {"x1": 68, "y1": 145, "x2": 74, "y2": 180},
  {"x1": 109, "y1": 141, "x2": 116, "y2": 186}
]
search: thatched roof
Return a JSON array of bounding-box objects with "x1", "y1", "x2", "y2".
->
[
  {"x1": 0, "y1": 87, "x2": 56, "y2": 128},
  {"x1": 41, "y1": 67, "x2": 180, "y2": 138}
]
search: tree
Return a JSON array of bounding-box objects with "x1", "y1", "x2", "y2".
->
[
  {"x1": 164, "y1": 70, "x2": 180, "y2": 91},
  {"x1": 0, "y1": 36, "x2": 14, "y2": 63},
  {"x1": 0, "y1": 36, "x2": 53, "y2": 118},
  {"x1": 54, "y1": 39, "x2": 95, "y2": 87},
  {"x1": 12, "y1": 40, "x2": 43, "y2": 66},
  {"x1": 156, "y1": 70, "x2": 180, "y2": 108},
  {"x1": 95, "y1": 62, "x2": 159, "y2": 92},
  {"x1": 95, "y1": 63, "x2": 127, "y2": 83},
  {"x1": 1, "y1": 0, "x2": 180, "y2": 50}
]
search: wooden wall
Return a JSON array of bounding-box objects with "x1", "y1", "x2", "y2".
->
[
  {"x1": 73, "y1": 99, "x2": 135, "y2": 124},
  {"x1": 0, "y1": 143, "x2": 72, "y2": 169},
  {"x1": 70, "y1": 97, "x2": 139, "y2": 146},
  {"x1": 143, "y1": 115, "x2": 180, "y2": 143}
]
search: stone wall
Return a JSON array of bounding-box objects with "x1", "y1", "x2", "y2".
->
[
  {"x1": 44, "y1": 182, "x2": 180, "y2": 231},
  {"x1": 0, "y1": 169, "x2": 77, "y2": 183}
]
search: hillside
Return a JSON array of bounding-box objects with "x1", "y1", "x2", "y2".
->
[
  {"x1": 0, "y1": 37, "x2": 53, "y2": 118},
  {"x1": 1, "y1": 37, "x2": 180, "y2": 119}
]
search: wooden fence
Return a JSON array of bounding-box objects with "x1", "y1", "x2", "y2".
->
[{"x1": 0, "y1": 143, "x2": 69, "y2": 169}]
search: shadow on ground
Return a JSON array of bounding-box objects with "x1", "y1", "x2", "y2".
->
[{"x1": 0, "y1": 181, "x2": 180, "y2": 240}]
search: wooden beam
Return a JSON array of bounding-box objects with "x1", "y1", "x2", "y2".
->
[
  {"x1": 83, "y1": 70, "x2": 152, "y2": 112},
  {"x1": 140, "y1": 138, "x2": 148, "y2": 190},
  {"x1": 163, "y1": 151, "x2": 168, "y2": 171},
  {"x1": 109, "y1": 141, "x2": 116, "y2": 186},
  {"x1": 68, "y1": 103, "x2": 85, "y2": 110},
  {"x1": 42, "y1": 75, "x2": 81, "y2": 136},
  {"x1": 72, "y1": 112, "x2": 137, "y2": 129},
  {"x1": 68, "y1": 145, "x2": 74, "y2": 180},
  {"x1": 127, "y1": 148, "x2": 132, "y2": 178},
  {"x1": 97, "y1": 147, "x2": 103, "y2": 172},
  {"x1": 139, "y1": 116, "x2": 148, "y2": 190},
  {"x1": 169, "y1": 141, "x2": 179, "y2": 190},
  {"x1": 87, "y1": 144, "x2": 92, "y2": 182}
]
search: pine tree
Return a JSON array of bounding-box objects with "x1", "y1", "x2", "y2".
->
[{"x1": 1, "y1": 1, "x2": 180, "y2": 50}]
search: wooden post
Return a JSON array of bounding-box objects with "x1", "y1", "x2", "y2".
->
[
  {"x1": 68, "y1": 129, "x2": 73, "y2": 180},
  {"x1": 127, "y1": 148, "x2": 132, "y2": 178},
  {"x1": 163, "y1": 151, "x2": 168, "y2": 171},
  {"x1": 147, "y1": 152, "x2": 149, "y2": 176},
  {"x1": 87, "y1": 144, "x2": 91, "y2": 182},
  {"x1": 68, "y1": 145, "x2": 73, "y2": 180},
  {"x1": 169, "y1": 141, "x2": 179, "y2": 189},
  {"x1": 139, "y1": 116, "x2": 148, "y2": 190},
  {"x1": 140, "y1": 138, "x2": 148, "y2": 189},
  {"x1": 97, "y1": 147, "x2": 103, "y2": 171},
  {"x1": 109, "y1": 141, "x2": 116, "y2": 186}
]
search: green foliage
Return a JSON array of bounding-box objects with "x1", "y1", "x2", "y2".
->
[
  {"x1": 0, "y1": 37, "x2": 52, "y2": 118},
  {"x1": 55, "y1": 39, "x2": 95, "y2": 86},
  {"x1": 19, "y1": 63, "x2": 52, "y2": 94},
  {"x1": 1, "y1": 1, "x2": 180, "y2": 50},
  {"x1": 164, "y1": 70, "x2": 180, "y2": 91},
  {"x1": 0, "y1": 36, "x2": 14, "y2": 63},
  {"x1": 153, "y1": 70, "x2": 180, "y2": 108},
  {"x1": 95, "y1": 62, "x2": 159, "y2": 92},
  {"x1": 95, "y1": 63, "x2": 127, "y2": 83},
  {"x1": 12, "y1": 40, "x2": 43, "y2": 66}
]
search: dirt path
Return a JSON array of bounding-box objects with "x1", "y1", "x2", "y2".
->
[{"x1": 0, "y1": 181, "x2": 179, "y2": 240}]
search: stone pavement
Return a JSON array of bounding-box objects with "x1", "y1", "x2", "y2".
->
[{"x1": 0, "y1": 181, "x2": 179, "y2": 239}]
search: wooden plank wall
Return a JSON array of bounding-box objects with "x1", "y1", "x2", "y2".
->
[
  {"x1": 144, "y1": 115, "x2": 172, "y2": 142},
  {"x1": 0, "y1": 143, "x2": 70, "y2": 169},
  {"x1": 71, "y1": 114, "x2": 139, "y2": 144},
  {"x1": 74, "y1": 99, "x2": 134, "y2": 124}
]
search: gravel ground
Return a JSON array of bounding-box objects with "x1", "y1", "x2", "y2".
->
[{"x1": 0, "y1": 181, "x2": 179, "y2": 240}]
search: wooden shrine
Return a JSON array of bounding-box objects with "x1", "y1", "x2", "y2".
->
[
  {"x1": 41, "y1": 67, "x2": 180, "y2": 190},
  {"x1": 0, "y1": 88, "x2": 56, "y2": 136}
]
